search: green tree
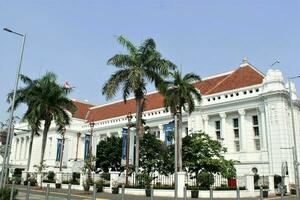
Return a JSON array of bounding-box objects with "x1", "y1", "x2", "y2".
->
[
  {"x1": 7, "y1": 72, "x2": 76, "y2": 169},
  {"x1": 96, "y1": 136, "x2": 123, "y2": 172},
  {"x1": 160, "y1": 70, "x2": 202, "y2": 171},
  {"x1": 139, "y1": 133, "x2": 164, "y2": 175},
  {"x1": 102, "y1": 36, "x2": 176, "y2": 173},
  {"x1": 138, "y1": 132, "x2": 170, "y2": 188},
  {"x1": 182, "y1": 131, "x2": 236, "y2": 185}
]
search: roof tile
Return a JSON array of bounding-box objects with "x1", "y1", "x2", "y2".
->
[{"x1": 86, "y1": 65, "x2": 264, "y2": 122}]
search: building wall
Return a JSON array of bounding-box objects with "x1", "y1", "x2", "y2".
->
[{"x1": 9, "y1": 68, "x2": 300, "y2": 186}]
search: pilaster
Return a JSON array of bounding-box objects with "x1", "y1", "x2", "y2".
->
[
  {"x1": 202, "y1": 115, "x2": 209, "y2": 134},
  {"x1": 158, "y1": 125, "x2": 164, "y2": 142},
  {"x1": 219, "y1": 112, "x2": 227, "y2": 147},
  {"x1": 259, "y1": 106, "x2": 267, "y2": 150},
  {"x1": 238, "y1": 109, "x2": 246, "y2": 152}
]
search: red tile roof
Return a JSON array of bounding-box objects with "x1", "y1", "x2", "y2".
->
[
  {"x1": 72, "y1": 100, "x2": 95, "y2": 120},
  {"x1": 86, "y1": 65, "x2": 264, "y2": 122},
  {"x1": 205, "y1": 66, "x2": 264, "y2": 95},
  {"x1": 87, "y1": 92, "x2": 165, "y2": 122}
]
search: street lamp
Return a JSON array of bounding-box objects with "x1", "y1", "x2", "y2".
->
[
  {"x1": 89, "y1": 121, "x2": 95, "y2": 155},
  {"x1": 87, "y1": 121, "x2": 95, "y2": 182},
  {"x1": 0, "y1": 28, "x2": 26, "y2": 189},
  {"x1": 59, "y1": 127, "x2": 66, "y2": 171},
  {"x1": 174, "y1": 105, "x2": 181, "y2": 200},
  {"x1": 125, "y1": 112, "x2": 133, "y2": 186},
  {"x1": 288, "y1": 76, "x2": 300, "y2": 198}
]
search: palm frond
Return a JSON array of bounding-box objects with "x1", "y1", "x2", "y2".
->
[
  {"x1": 117, "y1": 35, "x2": 137, "y2": 55},
  {"x1": 102, "y1": 69, "x2": 130, "y2": 100},
  {"x1": 107, "y1": 54, "x2": 135, "y2": 68}
]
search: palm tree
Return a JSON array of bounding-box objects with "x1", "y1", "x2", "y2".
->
[
  {"x1": 24, "y1": 111, "x2": 41, "y2": 172},
  {"x1": 160, "y1": 70, "x2": 202, "y2": 172},
  {"x1": 8, "y1": 72, "x2": 76, "y2": 170},
  {"x1": 102, "y1": 36, "x2": 176, "y2": 173}
]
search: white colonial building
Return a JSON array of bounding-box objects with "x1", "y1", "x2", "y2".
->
[{"x1": 9, "y1": 59, "x2": 300, "y2": 188}]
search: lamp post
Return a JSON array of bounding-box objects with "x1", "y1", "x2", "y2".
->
[
  {"x1": 174, "y1": 105, "x2": 180, "y2": 200},
  {"x1": 125, "y1": 112, "x2": 133, "y2": 186},
  {"x1": 88, "y1": 121, "x2": 95, "y2": 182},
  {"x1": 59, "y1": 127, "x2": 66, "y2": 172},
  {"x1": 0, "y1": 28, "x2": 26, "y2": 189},
  {"x1": 89, "y1": 121, "x2": 95, "y2": 157},
  {"x1": 288, "y1": 76, "x2": 300, "y2": 198}
]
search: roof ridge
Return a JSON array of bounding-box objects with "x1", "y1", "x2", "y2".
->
[
  {"x1": 72, "y1": 99, "x2": 95, "y2": 107},
  {"x1": 203, "y1": 69, "x2": 237, "y2": 95}
]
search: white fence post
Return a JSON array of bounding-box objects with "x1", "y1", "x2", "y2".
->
[
  {"x1": 109, "y1": 171, "x2": 120, "y2": 188},
  {"x1": 56, "y1": 172, "x2": 62, "y2": 184},
  {"x1": 80, "y1": 173, "x2": 85, "y2": 187},
  {"x1": 245, "y1": 174, "x2": 254, "y2": 192},
  {"x1": 268, "y1": 175, "x2": 275, "y2": 195},
  {"x1": 37, "y1": 173, "x2": 42, "y2": 187},
  {"x1": 22, "y1": 171, "x2": 27, "y2": 184},
  {"x1": 177, "y1": 172, "x2": 186, "y2": 198}
]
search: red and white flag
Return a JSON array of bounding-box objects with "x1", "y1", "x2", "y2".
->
[{"x1": 64, "y1": 81, "x2": 71, "y2": 89}]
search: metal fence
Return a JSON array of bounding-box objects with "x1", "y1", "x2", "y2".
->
[{"x1": 120, "y1": 172, "x2": 236, "y2": 189}]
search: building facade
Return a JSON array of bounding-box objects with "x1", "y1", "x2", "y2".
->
[{"x1": 10, "y1": 60, "x2": 300, "y2": 185}]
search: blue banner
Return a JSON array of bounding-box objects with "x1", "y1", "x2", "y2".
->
[
  {"x1": 163, "y1": 122, "x2": 174, "y2": 145},
  {"x1": 121, "y1": 128, "x2": 127, "y2": 165},
  {"x1": 56, "y1": 139, "x2": 62, "y2": 161},
  {"x1": 84, "y1": 134, "x2": 90, "y2": 160}
]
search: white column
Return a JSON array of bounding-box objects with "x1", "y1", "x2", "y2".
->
[
  {"x1": 238, "y1": 109, "x2": 247, "y2": 152},
  {"x1": 259, "y1": 107, "x2": 267, "y2": 150},
  {"x1": 159, "y1": 125, "x2": 164, "y2": 142},
  {"x1": 19, "y1": 137, "x2": 24, "y2": 159},
  {"x1": 24, "y1": 137, "x2": 28, "y2": 159},
  {"x1": 203, "y1": 115, "x2": 209, "y2": 134},
  {"x1": 219, "y1": 112, "x2": 227, "y2": 147},
  {"x1": 117, "y1": 130, "x2": 122, "y2": 138}
]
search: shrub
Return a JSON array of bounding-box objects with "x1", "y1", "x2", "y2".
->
[
  {"x1": 62, "y1": 180, "x2": 80, "y2": 185},
  {"x1": 196, "y1": 172, "x2": 214, "y2": 189},
  {"x1": 72, "y1": 172, "x2": 80, "y2": 182},
  {"x1": 215, "y1": 186, "x2": 246, "y2": 190},
  {"x1": 136, "y1": 173, "x2": 152, "y2": 189},
  {"x1": 24, "y1": 176, "x2": 37, "y2": 186},
  {"x1": 42, "y1": 179, "x2": 55, "y2": 183},
  {"x1": 101, "y1": 172, "x2": 110, "y2": 181},
  {"x1": 254, "y1": 174, "x2": 260, "y2": 186},
  {"x1": 0, "y1": 187, "x2": 18, "y2": 200},
  {"x1": 95, "y1": 180, "x2": 104, "y2": 192},
  {"x1": 95, "y1": 179, "x2": 104, "y2": 187},
  {"x1": 274, "y1": 174, "x2": 282, "y2": 188},
  {"x1": 47, "y1": 171, "x2": 55, "y2": 181},
  {"x1": 13, "y1": 176, "x2": 21, "y2": 185}
]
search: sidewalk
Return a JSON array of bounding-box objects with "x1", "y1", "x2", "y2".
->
[{"x1": 14, "y1": 185, "x2": 297, "y2": 200}]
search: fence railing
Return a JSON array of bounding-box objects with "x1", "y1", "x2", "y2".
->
[{"x1": 118, "y1": 172, "x2": 235, "y2": 189}]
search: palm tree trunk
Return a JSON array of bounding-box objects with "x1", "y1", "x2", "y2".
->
[
  {"x1": 26, "y1": 130, "x2": 35, "y2": 172},
  {"x1": 40, "y1": 120, "x2": 51, "y2": 167},
  {"x1": 178, "y1": 112, "x2": 183, "y2": 172},
  {"x1": 135, "y1": 97, "x2": 143, "y2": 174}
]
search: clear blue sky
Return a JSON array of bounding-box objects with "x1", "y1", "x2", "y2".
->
[{"x1": 0, "y1": 0, "x2": 300, "y2": 122}]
